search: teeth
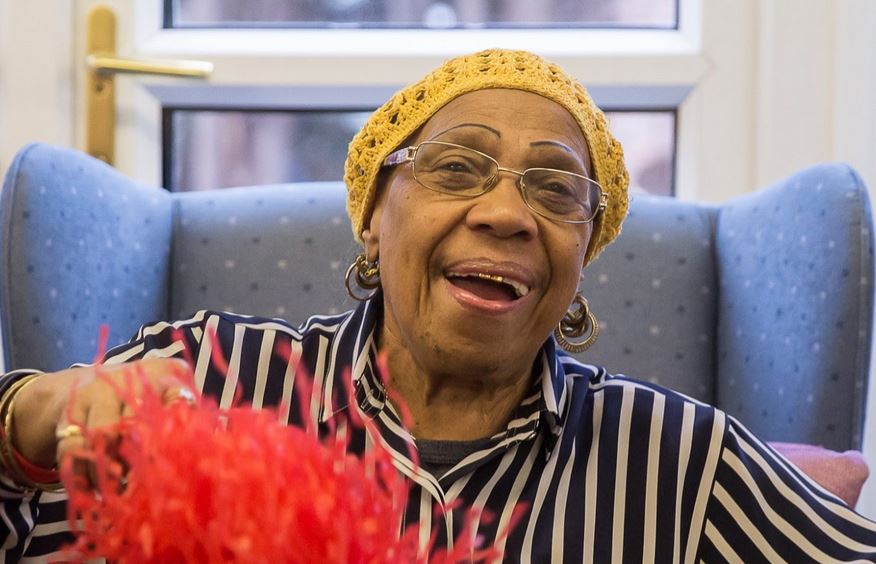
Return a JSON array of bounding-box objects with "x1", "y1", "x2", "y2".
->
[{"x1": 462, "y1": 272, "x2": 530, "y2": 298}]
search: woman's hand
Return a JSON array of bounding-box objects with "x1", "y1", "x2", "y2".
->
[{"x1": 9, "y1": 358, "x2": 194, "y2": 471}]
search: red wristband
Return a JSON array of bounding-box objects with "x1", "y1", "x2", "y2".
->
[{"x1": 12, "y1": 448, "x2": 59, "y2": 484}]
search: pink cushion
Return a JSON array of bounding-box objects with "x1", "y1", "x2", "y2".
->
[{"x1": 768, "y1": 442, "x2": 870, "y2": 507}]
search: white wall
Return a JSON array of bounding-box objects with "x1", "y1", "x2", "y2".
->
[
  {"x1": 755, "y1": 0, "x2": 876, "y2": 193},
  {"x1": 0, "y1": 1, "x2": 75, "y2": 173},
  {"x1": 0, "y1": 0, "x2": 75, "y2": 372},
  {"x1": 834, "y1": 1, "x2": 876, "y2": 194}
]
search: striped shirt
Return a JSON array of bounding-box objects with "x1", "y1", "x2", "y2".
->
[{"x1": 2, "y1": 297, "x2": 876, "y2": 562}]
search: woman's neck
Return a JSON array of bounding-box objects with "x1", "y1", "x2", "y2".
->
[{"x1": 377, "y1": 326, "x2": 535, "y2": 441}]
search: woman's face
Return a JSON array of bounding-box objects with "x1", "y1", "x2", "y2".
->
[{"x1": 363, "y1": 89, "x2": 594, "y2": 376}]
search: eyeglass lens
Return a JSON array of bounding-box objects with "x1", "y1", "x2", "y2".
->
[{"x1": 412, "y1": 142, "x2": 600, "y2": 222}]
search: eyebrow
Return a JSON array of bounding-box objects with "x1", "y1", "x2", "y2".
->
[
  {"x1": 529, "y1": 140, "x2": 590, "y2": 175},
  {"x1": 530, "y1": 140, "x2": 574, "y2": 153},
  {"x1": 430, "y1": 123, "x2": 502, "y2": 139}
]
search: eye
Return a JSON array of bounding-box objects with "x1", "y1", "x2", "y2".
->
[
  {"x1": 413, "y1": 143, "x2": 495, "y2": 193},
  {"x1": 440, "y1": 159, "x2": 475, "y2": 174},
  {"x1": 535, "y1": 178, "x2": 577, "y2": 200},
  {"x1": 430, "y1": 152, "x2": 493, "y2": 179},
  {"x1": 418, "y1": 150, "x2": 481, "y2": 174},
  {"x1": 525, "y1": 170, "x2": 591, "y2": 216},
  {"x1": 542, "y1": 181, "x2": 575, "y2": 196}
]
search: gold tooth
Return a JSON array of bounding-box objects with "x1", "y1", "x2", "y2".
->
[{"x1": 476, "y1": 273, "x2": 503, "y2": 283}]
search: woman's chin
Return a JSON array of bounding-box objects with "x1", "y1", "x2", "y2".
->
[{"x1": 419, "y1": 284, "x2": 550, "y2": 363}]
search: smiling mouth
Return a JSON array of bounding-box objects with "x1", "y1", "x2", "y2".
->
[{"x1": 445, "y1": 273, "x2": 531, "y2": 302}]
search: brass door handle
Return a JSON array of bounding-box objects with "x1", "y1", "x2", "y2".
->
[
  {"x1": 86, "y1": 5, "x2": 213, "y2": 166},
  {"x1": 86, "y1": 54, "x2": 213, "y2": 79}
]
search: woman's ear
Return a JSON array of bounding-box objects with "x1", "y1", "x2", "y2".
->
[
  {"x1": 361, "y1": 168, "x2": 391, "y2": 262},
  {"x1": 361, "y1": 203, "x2": 382, "y2": 262}
]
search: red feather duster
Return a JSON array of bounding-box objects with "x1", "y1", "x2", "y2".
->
[{"x1": 58, "y1": 330, "x2": 516, "y2": 563}]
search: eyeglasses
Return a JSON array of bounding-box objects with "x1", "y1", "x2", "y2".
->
[{"x1": 382, "y1": 141, "x2": 606, "y2": 224}]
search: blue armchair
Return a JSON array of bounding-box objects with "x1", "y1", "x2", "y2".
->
[{"x1": 1, "y1": 143, "x2": 872, "y2": 454}]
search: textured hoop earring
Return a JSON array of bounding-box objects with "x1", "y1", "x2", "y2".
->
[
  {"x1": 554, "y1": 294, "x2": 599, "y2": 353},
  {"x1": 344, "y1": 254, "x2": 381, "y2": 301}
]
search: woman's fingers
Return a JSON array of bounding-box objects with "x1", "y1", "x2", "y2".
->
[
  {"x1": 52, "y1": 358, "x2": 196, "y2": 485},
  {"x1": 54, "y1": 420, "x2": 90, "y2": 486},
  {"x1": 54, "y1": 375, "x2": 95, "y2": 466},
  {"x1": 54, "y1": 422, "x2": 87, "y2": 458},
  {"x1": 162, "y1": 385, "x2": 198, "y2": 406},
  {"x1": 56, "y1": 382, "x2": 122, "y2": 486}
]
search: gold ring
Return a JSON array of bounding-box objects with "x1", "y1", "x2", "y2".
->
[{"x1": 55, "y1": 423, "x2": 84, "y2": 441}]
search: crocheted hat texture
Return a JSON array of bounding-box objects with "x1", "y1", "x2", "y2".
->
[{"x1": 344, "y1": 48, "x2": 629, "y2": 266}]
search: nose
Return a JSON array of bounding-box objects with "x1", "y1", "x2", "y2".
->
[{"x1": 465, "y1": 171, "x2": 539, "y2": 240}]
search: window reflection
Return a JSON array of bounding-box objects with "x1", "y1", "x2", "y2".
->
[{"x1": 167, "y1": 109, "x2": 675, "y2": 197}]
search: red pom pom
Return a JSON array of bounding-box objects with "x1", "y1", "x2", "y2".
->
[{"x1": 60, "y1": 365, "x2": 511, "y2": 562}]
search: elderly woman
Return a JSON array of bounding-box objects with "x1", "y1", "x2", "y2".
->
[{"x1": 2, "y1": 49, "x2": 876, "y2": 562}]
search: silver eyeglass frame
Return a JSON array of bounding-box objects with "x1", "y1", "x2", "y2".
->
[{"x1": 382, "y1": 140, "x2": 608, "y2": 224}]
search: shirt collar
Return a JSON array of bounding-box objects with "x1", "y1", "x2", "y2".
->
[
  {"x1": 537, "y1": 336, "x2": 569, "y2": 439},
  {"x1": 346, "y1": 293, "x2": 387, "y2": 417},
  {"x1": 337, "y1": 292, "x2": 571, "y2": 445}
]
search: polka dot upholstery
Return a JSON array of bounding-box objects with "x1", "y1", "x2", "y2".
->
[
  {"x1": 581, "y1": 197, "x2": 717, "y2": 403},
  {"x1": 714, "y1": 165, "x2": 874, "y2": 451},
  {"x1": 171, "y1": 185, "x2": 357, "y2": 323},
  {"x1": 0, "y1": 145, "x2": 872, "y2": 452},
  {"x1": 0, "y1": 144, "x2": 172, "y2": 371}
]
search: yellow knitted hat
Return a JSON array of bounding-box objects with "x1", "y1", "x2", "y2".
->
[{"x1": 344, "y1": 48, "x2": 629, "y2": 266}]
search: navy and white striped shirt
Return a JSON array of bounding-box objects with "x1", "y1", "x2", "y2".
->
[{"x1": 3, "y1": 297, "x2": 876, "y2": 562}]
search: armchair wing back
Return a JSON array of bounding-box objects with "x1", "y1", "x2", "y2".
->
[
  {"x1": 0, "y1": 143, "x2": 173, "y2": 371},
  {"x1": 1, "y1": 143, "x2": 872, "y2": 452}
]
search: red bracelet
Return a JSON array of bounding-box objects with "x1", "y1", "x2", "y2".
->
[{"x1": 12, "y1": 448, "x2": 59, "y2": 484}]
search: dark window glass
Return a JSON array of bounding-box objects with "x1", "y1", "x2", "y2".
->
[
  {"x1": 605, "y1": 110, "x2": 676, "y2": 197},
  {"x1": 165, "y1": 110, "x2": 371, "y2": 191},
  {"x1": 165, "y1": 108, "x2": 675, "y2": 196},
  {"x1": 167, "y1": 0, "x2": 678, "y2": 29}
]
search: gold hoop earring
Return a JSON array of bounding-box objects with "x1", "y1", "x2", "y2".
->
[
  {"x1": 345, "y1": 254, "x2": 381, "y2": 301},
  {"x1": 554, "y1": 294, "x2": 599, "y2": 353}
]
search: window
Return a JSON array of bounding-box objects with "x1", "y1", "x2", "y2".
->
[
  {"x1": 166, "y1": 108, "x2": 676, "y2": 196},
  {"x1": 97, "y1": 0, "x2": 712, "y2": 201},
  {"x1": 160, "y1": 1, "x2": 682, "y2": 197},
  {"x1": 167, "y1": 0, "x2": 678, "y2": 29}
]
